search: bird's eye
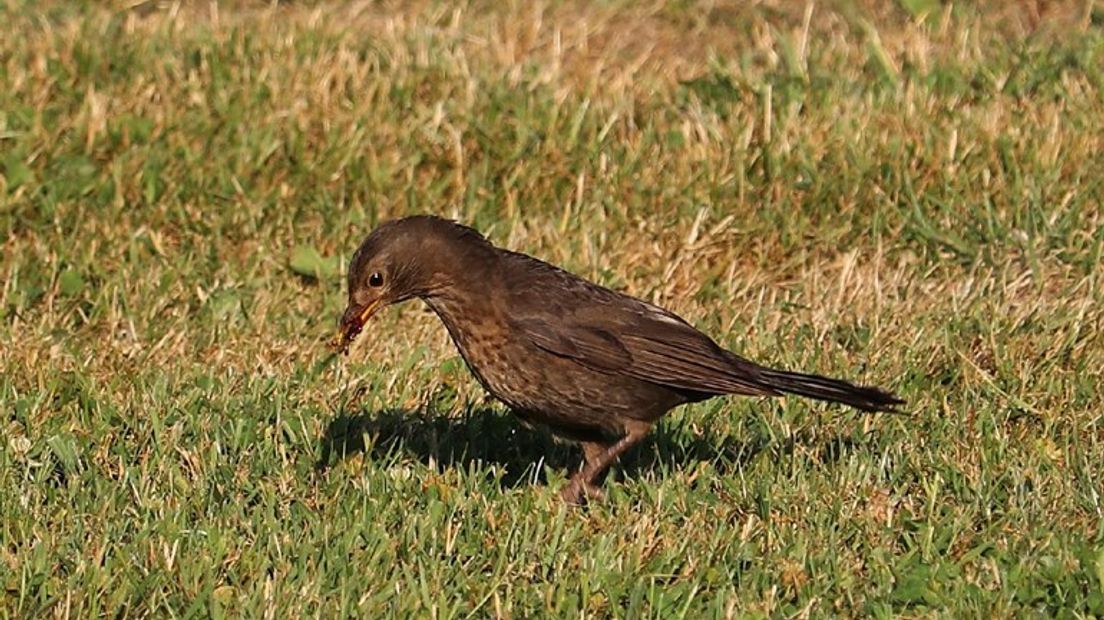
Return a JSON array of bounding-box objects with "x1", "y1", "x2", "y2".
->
[{"x1": 368, "y1": 272, "x2": 384, "y2": 287}]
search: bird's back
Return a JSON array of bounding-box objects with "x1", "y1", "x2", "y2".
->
[{"x1": 496, "y1": 250, "x2": 779, "y2": 396}]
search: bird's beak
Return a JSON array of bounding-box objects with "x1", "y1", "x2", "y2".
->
[{"x1": 332, "y1": 299, "x2": 383, "y2": 354}]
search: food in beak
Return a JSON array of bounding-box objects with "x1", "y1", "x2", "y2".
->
[{"x1": 332, "y1": 301, "x2": 378, "y2": 354}]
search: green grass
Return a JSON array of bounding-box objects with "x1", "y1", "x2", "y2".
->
[{"x1": 2, "y1": 0, "x2": 1103, "y2": 616}]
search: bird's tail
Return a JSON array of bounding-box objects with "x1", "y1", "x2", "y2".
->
[{"x1": 757, "y1": 367, "x2": 905, "y2": 413}]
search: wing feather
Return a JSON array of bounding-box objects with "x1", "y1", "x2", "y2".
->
[
  {"x1": 502, "y1": 251, "x2": 777, "y2": 396},
  {"x1": 510, "y1": 315, "x2": 777, "y2": 397}
]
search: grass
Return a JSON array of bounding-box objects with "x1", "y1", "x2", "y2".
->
[{"x1": 1, "y1": 0, "x2": 1102, "y2": 616}]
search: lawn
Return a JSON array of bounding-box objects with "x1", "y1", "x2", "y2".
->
[{"x1": 1, "y1": 0, "x2": 1102, "y2": 616}]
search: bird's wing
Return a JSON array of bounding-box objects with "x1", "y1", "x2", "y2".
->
[
  {"x1": 512, "y1": 311, "x2": 777, "y2": 396},
  {"x1": 502, "y1": 255, "x2": 777, "y2": 396},
  {"x1": 509, "y1": 316, "x2": 631, "y2": 371}
]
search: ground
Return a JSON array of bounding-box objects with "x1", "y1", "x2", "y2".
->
[{"x1": 1, "y1": 0, "x2": 1102, "y2": 617}]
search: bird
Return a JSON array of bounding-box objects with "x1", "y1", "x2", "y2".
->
[{"x1": 333, "y1": 215, "x2": 904, "y2": 504}]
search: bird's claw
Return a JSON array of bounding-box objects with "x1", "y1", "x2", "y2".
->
[{"x1": 560, "y1": 477, "x2": 606, "y2": 505}]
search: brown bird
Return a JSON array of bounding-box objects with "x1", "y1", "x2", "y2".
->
[{"x1": 334, "y1": 215, "x2": 904, "y2": 504}]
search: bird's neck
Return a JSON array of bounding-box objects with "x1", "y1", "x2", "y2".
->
[
  {"x1": 422, "y1": 276, "x2": 490, "y2": 320},
  {"x1": 418, "y1": 248, "x2": 500, "y2": 356},
  {"x1": 418, "y1": 248, "x2": 498, "y2": 318}
]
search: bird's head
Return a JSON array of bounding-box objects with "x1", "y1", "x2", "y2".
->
[{"x1": 332, "y1": 215, "x2": 494, "y2": 353}]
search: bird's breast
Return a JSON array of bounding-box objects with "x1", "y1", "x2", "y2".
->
[{"x1": 424, "y1": 296, "x2": 523, "y2": 398}]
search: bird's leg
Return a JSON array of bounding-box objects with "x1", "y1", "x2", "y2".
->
[
  {"x1": 566, "y1": 441, "x2": 611, "y2": 501},
  {"x1": 582, "y1": 442, "x2": 609, "y2": 477},
  {"x1": 561, "y1": 425, "x2": 649, "y2": 504}
]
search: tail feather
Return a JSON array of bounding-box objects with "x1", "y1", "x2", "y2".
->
[{"x1": 757, "y1": 367, "x2": 905, "y2": 413}]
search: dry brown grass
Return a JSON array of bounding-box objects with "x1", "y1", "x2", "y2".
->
[{"x1": 2, "y1": 0, "x2": 1102, "y2": 616}]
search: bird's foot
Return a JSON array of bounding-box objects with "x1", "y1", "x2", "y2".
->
[{"x1": 559, "y1": 476, "x2": 606, "y2": 506}]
